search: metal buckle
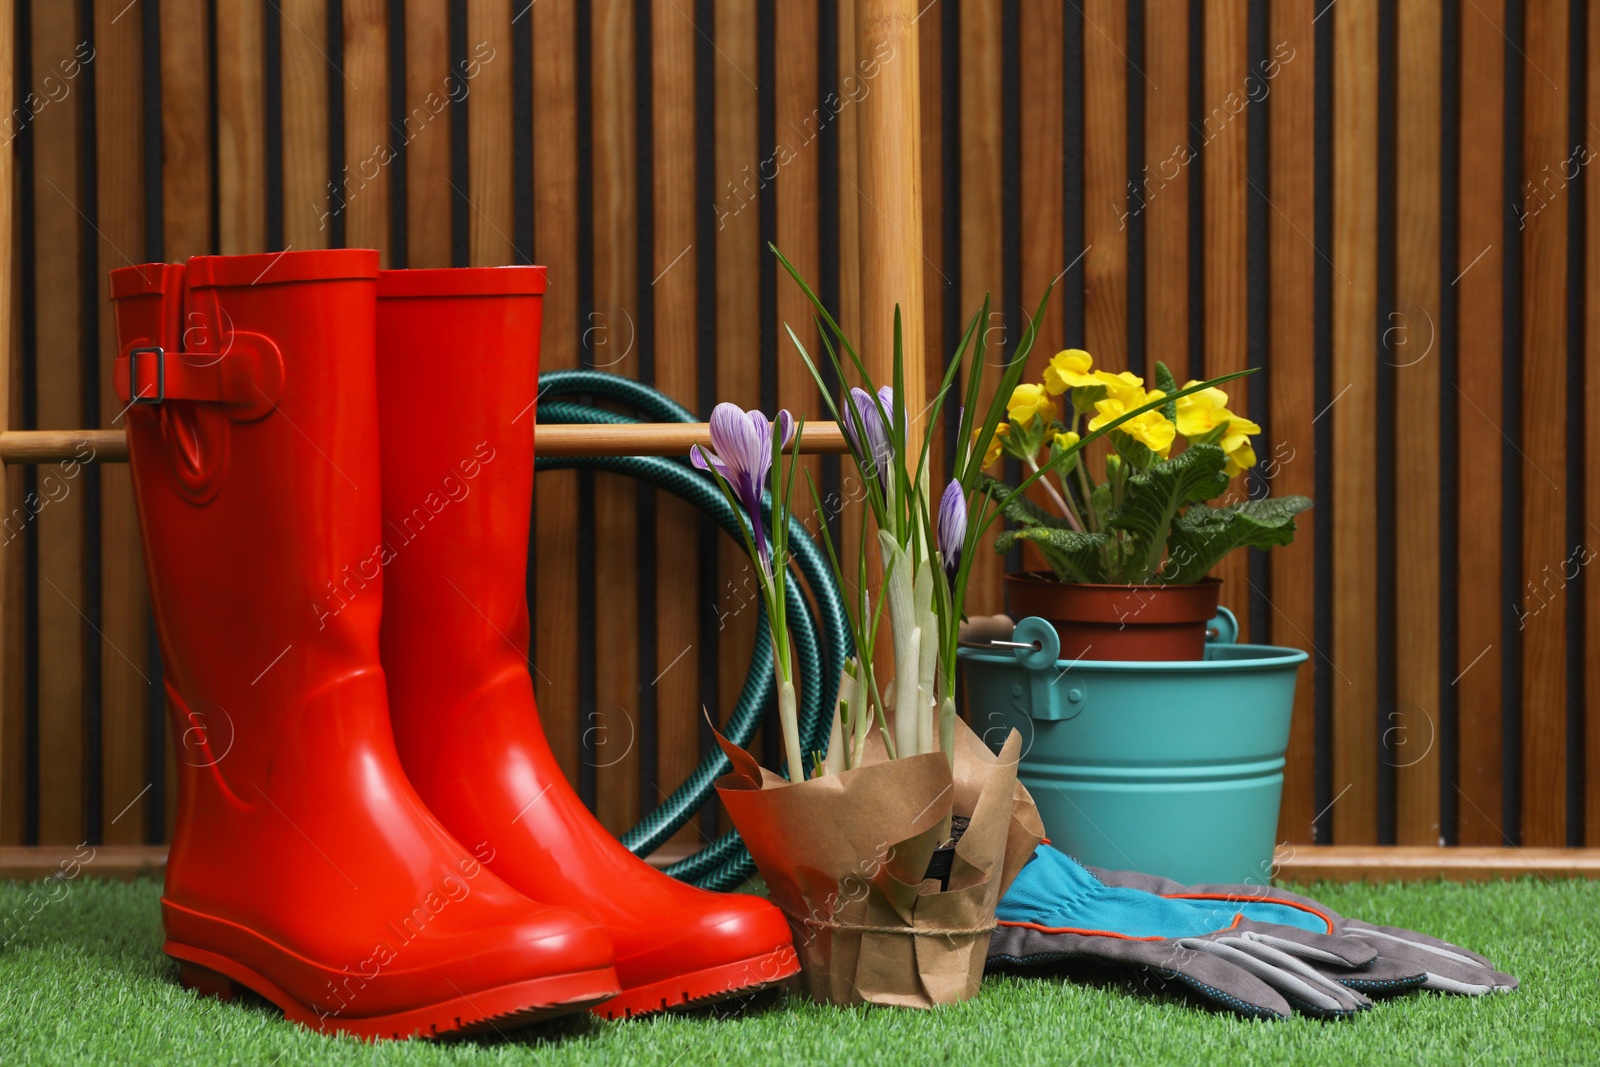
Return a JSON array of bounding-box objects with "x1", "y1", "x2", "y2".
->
[{"x1": 128, "y1": 346, "x2": 165, "y2": 405}]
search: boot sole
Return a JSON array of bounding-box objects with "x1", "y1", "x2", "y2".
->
[
  {"x1": 592, "y1": 944, "x2": 800, "y2": 1019},
  {"x1": 166, "y1": 938, "x2": 617, "y2": 1040}
]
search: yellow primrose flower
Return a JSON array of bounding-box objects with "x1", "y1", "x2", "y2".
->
[
  {"x1": 1089, "y1": 392, "x2": 1176, "y2": 458},
  {"x1": 1092, "y1": 369, "x2": 1146, "y2": 406},
  {"x1": 1174, "y1": 383, "x2": 1233, "y2": 439},
  {"x1": 1052, "y1": 430, "x2": 1081, "y2": 453},
  {"x1": 1044, "y1": 349, "x2": 1097, "y2": 395},
  {"x1": 1225, "y1": 438, "x2": 1257, "y2": 478},
  {"x1": 1006, "y1": 382, "x2": 1056, "y2": 427},
  {"x1": 974, "y1": 422, "x2": 1009, "y2": 468},
  {"x1": 1176, "y1": 379, "x2": 1260, "y2": 467}
]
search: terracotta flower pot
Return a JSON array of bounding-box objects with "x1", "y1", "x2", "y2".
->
[{"x1": 1005, "y1": 572, "x2": 1222, "y2": 661}]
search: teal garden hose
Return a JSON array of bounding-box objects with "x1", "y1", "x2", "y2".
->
[{"x1": 534, "y1": 370, "x2": 851, "y2": 892}]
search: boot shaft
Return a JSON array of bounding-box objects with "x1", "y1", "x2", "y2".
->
[
  {"x1": 375, "y1": 268, "x2": 545, "y2": 724},
  {"x1": 109, "y1": 250, "x2": 385, "y2": 782}
]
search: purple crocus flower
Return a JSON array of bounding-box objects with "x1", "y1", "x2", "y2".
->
[
  {"x1": 937, "y1": 478, "x2": 967, "y2": 579},
  {"x1": 842, "y1": 386, "x2": 903, "y2": 478},
  {"x1": 691, "y1": 403, "x2": 794, "y2": 570}
]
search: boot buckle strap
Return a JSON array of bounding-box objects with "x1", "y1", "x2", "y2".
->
[
  {"x1": 127, "y1": 347, "x2": 165, "y2": 405},
  {"x1": 115, "y1": 331, "x2": 285, "y2": 421}
]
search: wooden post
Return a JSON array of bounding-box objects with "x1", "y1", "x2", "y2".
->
[{"x1": 854, "y1": 0, "x2": 927, "y2": 410}]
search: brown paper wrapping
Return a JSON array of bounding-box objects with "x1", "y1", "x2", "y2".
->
[{"x1": 714, "y1": 717, "x2": 1045, "y2": 1008}]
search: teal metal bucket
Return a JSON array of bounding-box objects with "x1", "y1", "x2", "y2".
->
[{"x1": 959, "y1": 610, "x2": 1308, "y2": 886}]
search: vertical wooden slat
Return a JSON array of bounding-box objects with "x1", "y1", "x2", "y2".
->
[
  {"x1": 467, "y1": 0, "x2": 513, "y2": 265},
  {"x1": 1145, "y1": 2, "x2": 1189, "y2": 375},
  {"x1": 852, "y1": 0, "x2": 925, "y2": 404},
  {"x1": 590, "y1": 0, "x2": 640, "y2": 833},
  {"x1": 94, "y1": 0, "x2": 152, "y2": 845},
  {"x1": 32, "y1": 0, "x2": 87, "y2": 845},
  {"x1": 161, "y1": 0, "x2": 213, "y2": 837},
  {"x1": 216, "y1": 1, "x2": 266, "y2": 254},
  {"x1": 774, "y1": 0, "x2": 821, "y2": 482},
  {"x1": 161, "y1": 0, "x2": 211, "y2": 264},
  {"x1": 342, "y1": 0, "x2": 390, "y2": 257},
  {"x1": 1588, "y1": 0, "x2": 1600, "y2": 847},
  {"x1": 713, "y1": 0, "x2": 761, "y2": 780},
  {"x1": 958, "y1": 0, "x2": 1002, "y2": 617},
  {"x1": 1517, "y1": 0, "x2": 1569, "y2": 847},
  {"x1": 918, "y1": 1, "x2": 943, "y2": 431},
  {"x1": 280, "y1": 0, "x2": 332, "y2": 251},
  {"x1": 1331, "y1": 0, "x2": 1379, "y2": 844},
  {"x1": 650, "y1": 0, "x2": 701, "y2": 848},
  {"x1": 405, "y1": 0, "x2": 452, "y2": 267},
  {"x1": 531, "y1": 0, "x2": 581, "y2": 788},
  {"x1": 1456, "y1": 0, "x2": 1506, "y2": 845},
  {"x1": 1202, "y1": 1, "x2": 1251, "y2": 630},
  {"x1": 1019, "y1": 0, "x2": 1064, "y2": 376},
  {"x1": 1392, "y1": 0, "x2": 1442, "y2": 845},
  {"x1": 1268, "y1": 0, "x2": 1318, "y2": 844},
  {"x1": 1081, "y1": 0, "x2": 1128, "y2": 373}
]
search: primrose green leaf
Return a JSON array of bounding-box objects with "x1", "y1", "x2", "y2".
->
[
  {"x1": 1103, "y1": 443, "x2": 1231, "y2": 582},
  {"x1": 1163, "y1": 494, "x2": 1314, "y2": 583}
]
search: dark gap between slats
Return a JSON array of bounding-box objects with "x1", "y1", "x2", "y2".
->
[
  {"x1": 1438, "y1": 0, "x2": 1462, "y2": 845},
  {"x1": 817, "y1": 0, "x2": 842, "y2": 563},
  {"x1": 514, "y1": 0, "x2": 534, "y2": 772},
  {"x1": 1062, "y1": 3, "x2": 1085, "y2": 346},
  {"x1": 636, "y1": 0, "x2": 659, "y2": 815},
  {"x1": 206, "y1": 0, "x2": 220, "y2": 253},
  {"x1": 574, "y1": 0, "x2": 598, "y2": 813},
  {"x1": 1374, "y1": 0, "x2": 1398, "y2": 845},
  {"x1": 1001, "y1": 0, "x2": 1022, "y2": 580},
  {"x1": 447, "y1": 0, "x2": 469, "y2": 268},
  {"x1": 263, "y1": 0, "x2": 285, "y2": 252},
  {"x1": 758, "y1": 0, "x2": 778, "y2": 773},
  {"x1": 1185, "y1": 0, "x2": 1204, "y2": 384},
  {"x1": 694, "y1": 0, "x2": 719, "y2": 839},
  {"x1": 1564, "y1": 0, "x2": 1587, "y2": 846},
  {"x1": 141, "y1": 0, "x2": 166, "y2": 845},
  {"x1": 1245, "y1": 0, "x2": 1270, "y2": 647},
  {"x1": 1126, "y1": 0, "x2": 1146, "y2": 382},
  {"x1": 17, "y1": 0, "x2": 40, "y2": 847},
  {"x1": 386, "y1": 0, "x2": 408, "y2": 267},
  {"x1": 79, "y1": 0, "x2": 104, "y2": 846},
  {"x1": 941, "y1": 0, "x2": 961, "y2": 477},
  {"x1": 1499, "y1": 0, "x2": 1524, "y2": 847},
  {"x1": 327, "y1": 0, "x2": 346, "y2": 249},
  {"x1": 1312, "y1": 2, "x2": 1335, "y2": 844}
]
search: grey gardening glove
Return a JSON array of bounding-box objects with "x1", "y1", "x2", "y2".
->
[
  {"x1": 1088, "y1": 864, "x2": 1518, "y2": 997},
  {"x1": 989, "y1": 846, "x2": 1391, "y2": 1018}
]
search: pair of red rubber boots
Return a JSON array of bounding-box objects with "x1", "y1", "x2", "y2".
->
[{"x1": 108, "y1": 250, "x2": 797, "y2": 1039}]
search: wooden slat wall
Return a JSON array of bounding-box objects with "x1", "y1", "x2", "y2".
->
[{"x1": 4, "y1": 0, "x2": 1597, "y2": 853}]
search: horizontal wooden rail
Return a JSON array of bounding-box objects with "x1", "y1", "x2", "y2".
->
[
  {"x1": 0, "y1": 423, "x2": 851, "y2": 465},
  {"x1": 1273, "y1": 845, "x2": 1600, "y2": 882},
  {"x1": 7, "y1": 843, "x2": 1600, "y2": 883}
]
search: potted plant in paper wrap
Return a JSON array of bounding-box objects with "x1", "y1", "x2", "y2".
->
[
  {"x1": 980, "y1": 352, "x2": 1311, "y2": 660},
  {"x1": 689, "y1": 249, "x2": 1249, "y2": 1006}
]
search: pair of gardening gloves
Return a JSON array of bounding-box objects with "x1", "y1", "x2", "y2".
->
[{"x1": 988, "y1": 845, "x2": 1517, "y2": 1019}]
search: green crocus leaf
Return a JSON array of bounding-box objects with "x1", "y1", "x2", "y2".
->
[
  {"x1": 1162, "y1": 494, "x2": 1315, "y2": 583},
  {"x1": 995, "y1": 526, "x2": 1115, "y2": 584},
  {"x1": 1103, "y1": 443, "x2": 1231, "y2": 582}
]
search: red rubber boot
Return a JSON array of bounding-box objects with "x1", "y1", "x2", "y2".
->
[
  {"x1": 376, "y1": 267, "x2": 799, "y2": 1019},
  {"x1": 109, "y1": 251, "x2": 618, "y2": 1040}
]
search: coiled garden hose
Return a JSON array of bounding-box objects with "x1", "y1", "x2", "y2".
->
[{"x1": 535, "y1": 370, "x2": 851, "y2": 891}]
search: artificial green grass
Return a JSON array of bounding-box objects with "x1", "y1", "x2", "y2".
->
[{"x1": 0, "y1": 876, "x2": 1592, "y2": 1065}]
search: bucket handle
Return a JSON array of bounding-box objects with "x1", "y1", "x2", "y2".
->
[{"x1": 1207, "y1": 606, "x2": 1239, "y2": 646}]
